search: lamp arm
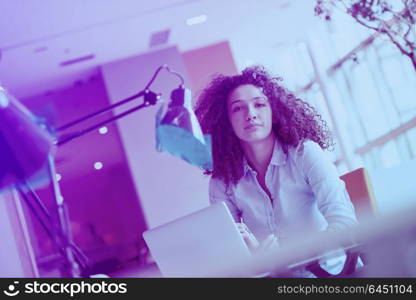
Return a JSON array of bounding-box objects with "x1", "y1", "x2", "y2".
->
[
  {"x1": 143, "y1": 64, "x2": 184, "y2": 90},
  {"x1": 56, "y1": 90, "x2": 145, "y2": 132},
  {"x1": 56, "y1": 90, "x2": 159, "y2": 146},
  {"x1": 54, "y1": 64, "x2": 183, "y2": 146}
]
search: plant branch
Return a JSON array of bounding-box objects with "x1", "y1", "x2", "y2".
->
[
  {"x1": 352, "y1": 14, "x2": 381, "y2": 32},
  {"x1": 383, "y1": 25, "x2": 412, "y2": 56}
]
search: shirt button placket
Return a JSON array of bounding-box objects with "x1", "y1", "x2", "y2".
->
[{"x1": 266, "y1": 168, "x2": 277, "y2": 232}]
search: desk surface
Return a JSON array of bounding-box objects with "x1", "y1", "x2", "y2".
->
[{"x1": 108, "y1": 204, "x2": 416, "y2": 278}]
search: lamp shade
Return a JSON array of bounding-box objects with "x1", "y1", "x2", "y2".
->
[
  {"x1": 0, "y1": 87, "x2": 53, "y2": 190},
  {"x1": 155, "y1": 87, "x2": 212, "y2": 170}
]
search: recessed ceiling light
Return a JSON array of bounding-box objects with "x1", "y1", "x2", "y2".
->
[
  {"x1": 94, "y1": 162, "x2": 103, "y2": 170},
  {"x1": 99, "y1": 127, "x2": 108, "y2": 134},
  {"x1": 186, "y1": 15, "x2": 207, "y2": 26}
]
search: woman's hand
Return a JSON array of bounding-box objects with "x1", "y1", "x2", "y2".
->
[{"x1": 236, "y1": 222, "x2": 259, "y2": 252}]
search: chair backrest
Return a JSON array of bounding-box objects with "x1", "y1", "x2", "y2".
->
[{"x1": 340, "y1": 167, "x2": 377, "y2": 222}]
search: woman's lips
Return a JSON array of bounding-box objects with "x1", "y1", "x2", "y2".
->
[{"x1": 245, "y1": 124, "x2": 262, "y2": 130}]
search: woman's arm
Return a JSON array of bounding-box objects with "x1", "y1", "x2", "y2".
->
[
  {"x1": 209, "y1": 177, "x2": 263, "y2": 251},
  {"x1": 299, "y1": 141, "x2": 358, "y2": 232}
]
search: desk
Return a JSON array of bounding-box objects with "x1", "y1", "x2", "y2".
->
[
  {"x1": 109, "y1": 204, "x2": 416, "y2": 278},
  {"x1": 216, "y1": 204, "x2": 416, "y2": 277}
]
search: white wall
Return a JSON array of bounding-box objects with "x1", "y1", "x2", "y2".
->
[
  {"x1": 101, "y1": 47, "x2": 209, "y2": 229},
  {"x1": 369, "y1": 159, "x2": 416, "y2": 214}
]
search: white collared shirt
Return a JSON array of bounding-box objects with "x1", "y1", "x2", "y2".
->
[{"x1": 209, "y1": 140, "x2": 358, "y2": 243}]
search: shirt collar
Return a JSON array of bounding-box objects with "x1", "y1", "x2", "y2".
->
[{"x1": 243, "y1": 139, "x2": 287, "y2": 175}]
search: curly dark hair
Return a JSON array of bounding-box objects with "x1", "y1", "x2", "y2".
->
[{"x1": 195, "y1": 65, "x2": 333, "y2": 187}]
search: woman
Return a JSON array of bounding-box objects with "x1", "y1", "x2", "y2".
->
[{"x1": 195, "y1": 65, "x2": 358, "y2": 276}]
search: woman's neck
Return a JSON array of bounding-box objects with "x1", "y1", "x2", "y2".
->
[{"x1": 241, "y1": 134, "x2": 275, "y2": 176}]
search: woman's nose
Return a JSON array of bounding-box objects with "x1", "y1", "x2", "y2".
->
[{"x1": 246, "y1": 107, "x2": 257, "y2": 121}]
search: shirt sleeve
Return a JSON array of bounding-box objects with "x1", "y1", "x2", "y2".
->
[
  {"x1": 208, "y1": 177, "x2": 241, "y2": 222},
  {"x1": 298, "y1": 141, "x2": 358, "y2": 232}
]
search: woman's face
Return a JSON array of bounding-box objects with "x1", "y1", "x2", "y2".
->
[{"x1": 227, "y1": 84, "x2": 273, "y2": 144}]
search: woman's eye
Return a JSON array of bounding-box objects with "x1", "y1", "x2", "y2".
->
[
  {"x1": 255, "y1": 103, "x2": 266, "y2": 108},
  {"x1": 232, "y1": 106, "x2": 241, "y2": 112}
]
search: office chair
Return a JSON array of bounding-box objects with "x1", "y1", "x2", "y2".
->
[
  {"x1": 340, "y1": 167, "x2": 377, "y2": 222},
  {"x1": 304, "y1": 168, "x2": 377, "y2": 277}
]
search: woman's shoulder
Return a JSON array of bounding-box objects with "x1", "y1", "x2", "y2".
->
[
  {"x1": 288, "y1": 140, "x2": 323, "y2": 158},
  {"x1": 208, "y1": 176, "x2": 237, "y2": 201},
  {"x1": 208, "y1": 176, "x2": 228, "y2": 193},
  {"x1": 285, "y1": 140, "x2": 330, "y2": 173}
]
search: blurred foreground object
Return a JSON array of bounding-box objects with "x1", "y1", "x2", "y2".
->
[
  {"x1": 0, "y1": 87, "x2": 53, "y2": 190},
  {"x1": 218, "y1": 203, "x2": 416, "y2": 277}
]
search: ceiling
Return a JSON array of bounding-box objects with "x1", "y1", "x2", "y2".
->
[{"x1": 0, "y1": 0, "x2": 311, "y2": 99}]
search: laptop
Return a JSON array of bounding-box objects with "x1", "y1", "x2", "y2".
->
[{"x1": 142, "y1": 201, "x2": 252, "y2": 277}]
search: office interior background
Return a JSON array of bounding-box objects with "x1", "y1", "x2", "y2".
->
[{"x1": 1, "y1": 0, "x2": 415, "y2": 277}]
